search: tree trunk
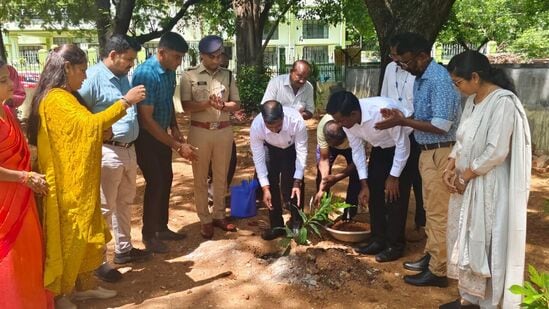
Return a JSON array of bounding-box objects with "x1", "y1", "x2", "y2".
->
[
  {"x1": 95, "y1": 0, "x2": 112, "y2": 54},
  {"x1": 364, "y1": 0, "x2": 456, "y2": 93},
  {"x1": 0, "y1": 25, "x2": 7, "y2": 62},
  {"x1": 94, "y1": 0, "x2": 201, "y2": 53},
  {"x1": 233, "y1": 0, "x2": 265, "y2": 70},
  {"x1": 113, "y1": 0, "x2": 136, "y2": 35}
]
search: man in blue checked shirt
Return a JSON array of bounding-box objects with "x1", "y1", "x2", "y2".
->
[
  {"x1": 132, "y1": 32, "x2": 197, "y2": 254},
  {"x1": 80, "y1": 34, "x2": 152, "y2": 283},
  {"x1": 375, "y1": 32, "x2": 461, "y2": 288}
]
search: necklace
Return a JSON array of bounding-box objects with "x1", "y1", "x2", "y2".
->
[{"x1": 395, "y1": 66, "x2": 409, "y2": 102}]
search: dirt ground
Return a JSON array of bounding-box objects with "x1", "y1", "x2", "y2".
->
[{"x1": 78, "y1": 115, "x2": 549, "y2": 309}]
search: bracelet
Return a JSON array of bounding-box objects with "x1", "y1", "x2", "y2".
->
[{"x1": 120, "y1": 97, "x2": 130, "y2": 108}]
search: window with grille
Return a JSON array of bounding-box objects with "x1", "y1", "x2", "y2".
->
[
  {"x1": 53, "y1": 37, "x2": 72, "y2": 46},
  {"x1": 263, "y1": 47, "x2": 277, "y2": 66},
  {"x1": 303, "y1": 46, "x2": 328, "y2": 63},
  {"x1": 18, "y1": 46, "x2": 42, "y2": 65},
  {"x1": 302, "y1": 20, "x2": 328, "y2": 39}
]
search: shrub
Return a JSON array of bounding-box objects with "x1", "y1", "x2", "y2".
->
[
  {"x1": 510, "y1": 28, "x2": 549, "y2": 59},
  {"x1": 509, "y1": 264, "x2": 549, "y2": 308},
  {"x1": 236, "y1": 65, "x2": 271, "y2": 115}
]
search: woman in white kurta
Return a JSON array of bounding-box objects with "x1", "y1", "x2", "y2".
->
[{"x1": 441, "y1": 51, "x2": 531, "y2": 309}]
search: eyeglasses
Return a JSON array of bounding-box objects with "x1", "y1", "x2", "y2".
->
[
  {"x1": 452, "y1": 79, "x2": 465, "y2": 87},
  {"x1": 395, "y1": 56, "x2": 416, "y2": 69}
]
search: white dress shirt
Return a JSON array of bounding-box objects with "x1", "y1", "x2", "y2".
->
[
  {"x1": 380, "y1": 61, "x2": 415, "y2": 114},
  {"x1": 261, "y1": 74, "x2": 315, "y2": 113},
  {"x1": 250, "y1": 107, "x2": 308, "y2": 187},
  {"x1": 344, "y1": 97, "x2": 412, "y2": 180}
]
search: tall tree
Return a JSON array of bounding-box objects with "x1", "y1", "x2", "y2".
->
[
  {"x1": 232, "y1": 0, "x2": 298, "y2": 68},
  {"x1": 0, "y1": 0, "x2": 204, "y2": 59},
  {"x1": 364, "y1": 0, "x2": 456, "y2": 68},
  {"x1": 94, "y1": 0, "x2": 204, "y2": 52},
  {"x1": 438, "y1": 0, "x2": 549, "y2": 53},
  {"x1": 363, "y1": 0, "x2": 456, "y2": 90}
]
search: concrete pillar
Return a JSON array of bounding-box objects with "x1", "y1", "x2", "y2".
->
[
  {"x1": 87, "y1": 47, "x2": 98, "y2": 65},
  {"x1": 433, "y1": 42, "x2": 443, "y2": 63},
  {"x1": 487, "y1": 41, "x2": 497, "y2": 55},
  {"x1": 37, "y1": 49, "x2": 48, "y2": 69}
]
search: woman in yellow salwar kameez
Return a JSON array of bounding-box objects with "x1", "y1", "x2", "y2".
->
[{"x1": 28, "y1": 44, "x2": 143, "y2": 308}]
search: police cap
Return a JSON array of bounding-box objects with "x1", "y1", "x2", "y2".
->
[{"x1": 198, "y1": 35, "x2": 224, "y2": 54}]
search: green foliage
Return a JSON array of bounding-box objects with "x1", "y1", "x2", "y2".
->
[
  {"x1": 439, "y1": 0, "x2": 549, "y2": 56},
  {"x1": 304, "y1": 0, "x2": 376, "y2": 47},
  {"x1": 278, "y1": 193, "x2": 351, "y2": 254},
  {"x1": 236, "y1": 65, "x2": 271, "y2": 115},
  {"x1": 510, "y1": 28, "x2": 549, "y2": 59},
  {"x1": 187, "y1": 0, "x2": 235, "y2": 36},
  {"x1": 1, "y1": 0, "x2": 96, "y2": 29},
  {"x1": 510, "y1": 265, "x2": 549, "y2": 308}
]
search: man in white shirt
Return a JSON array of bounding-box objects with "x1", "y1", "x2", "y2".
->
[
  {"x1": 250, "y1": 100, "x2": 308, "y2": 240},
  {"x1": 326, "y1": 91, "x2": 413, "y2": 263},
  {"x1": 261, "y1": 60, "x2": 314, "y2": 120},
  {"x1": 381, "y1": 34, "x2": 426, "y2": 234}
]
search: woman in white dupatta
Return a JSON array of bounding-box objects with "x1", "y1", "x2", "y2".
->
[{"x1": 441, "y1": 51, "x2": 531, "y2": 309}]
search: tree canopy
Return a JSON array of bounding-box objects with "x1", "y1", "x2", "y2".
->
[{"x1": 438, "y1": 0, "x2": 549, "y2": 57}]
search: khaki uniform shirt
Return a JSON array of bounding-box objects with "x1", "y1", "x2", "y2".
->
[{"x1": 180, "y1": 63, "x2": 240, "y2": 122}]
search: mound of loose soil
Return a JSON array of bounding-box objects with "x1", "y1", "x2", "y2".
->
[{"x1": 332, "y1": 220, "x2": 371, "y2": 232}]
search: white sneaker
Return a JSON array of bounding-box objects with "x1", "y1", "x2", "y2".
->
[
  {"x1": 55, "y1": 296, "x2": 77, "y2": 309},
  {"x1": 72, "y1": 286, "x2": 117, "y2": 301}
]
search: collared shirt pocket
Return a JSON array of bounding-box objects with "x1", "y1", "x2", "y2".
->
[{"x1": 192, "y1": 80, "x2": 210, "y2": 102}]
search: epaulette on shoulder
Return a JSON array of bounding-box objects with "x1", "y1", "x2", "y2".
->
[{"x1": 186, "y1": 66, "x2": 199, "y2": 71}]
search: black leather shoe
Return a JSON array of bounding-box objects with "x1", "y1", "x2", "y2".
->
[
  {"x1": 439, "y1": 298, "x2": 480, "y2": 309},
  {"x1": 156, "y1": 229, "x2": 186, "y2": 241},
  {"x1": 403, "y1": 253, "x2": 431, "y2": 271},
  {"x1": 94, "y1": 263, "x2": 122, "y2": 283},
  {"x1": 143, "y1": 238, "x2": 169, "y2": 253},
  {"x1": 114, "y1": 248, "x2": 153, "y2": 264},
  {"x1": 355, "y1": 241, "x2": 386, "y2": 255},
  {"x1": 261, "y1": 228, "x2": 286, "y2": 241},
  {"x1": 404, "y1": 269, "x2": 448, "y2": 287},
  {"x1": 375, "y1": 247, "x2": 403, "y2": 263}
]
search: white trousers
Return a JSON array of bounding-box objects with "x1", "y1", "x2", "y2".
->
[{"x1": 100, "y1": 144, "x2": 137, "y2": 254}]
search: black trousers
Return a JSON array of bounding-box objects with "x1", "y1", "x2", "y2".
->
[
  {"x1": 368, "y1": 145, "x2": 412, "y2": 251},
  {"x1": 409, "y1": 134, "x2": 426, "y2": 227},
  {"x1": 315, "y1": 147, "x2": 360, "y2": 218},
  {"x1": 135, "y1": 130, "x2": 173, "y2": 240},
  {"x1": 265, "y1": 144, "x2": 304, "y2": 228}
]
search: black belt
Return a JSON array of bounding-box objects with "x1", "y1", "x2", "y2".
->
[
  {"x1": 103, "y1": 140, "x2": 134, "y2": 148},
  {"x1": 419, "y1": 141, "x2": 455, "y2": 151}
]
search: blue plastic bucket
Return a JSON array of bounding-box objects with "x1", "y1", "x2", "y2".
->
[{"x1": 230, "y1": 179, "x2": 259, "y2": 218}]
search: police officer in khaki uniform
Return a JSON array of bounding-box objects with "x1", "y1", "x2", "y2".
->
[{"x1": 181, "y1": 35, "x2": 240, "y2": 239}]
